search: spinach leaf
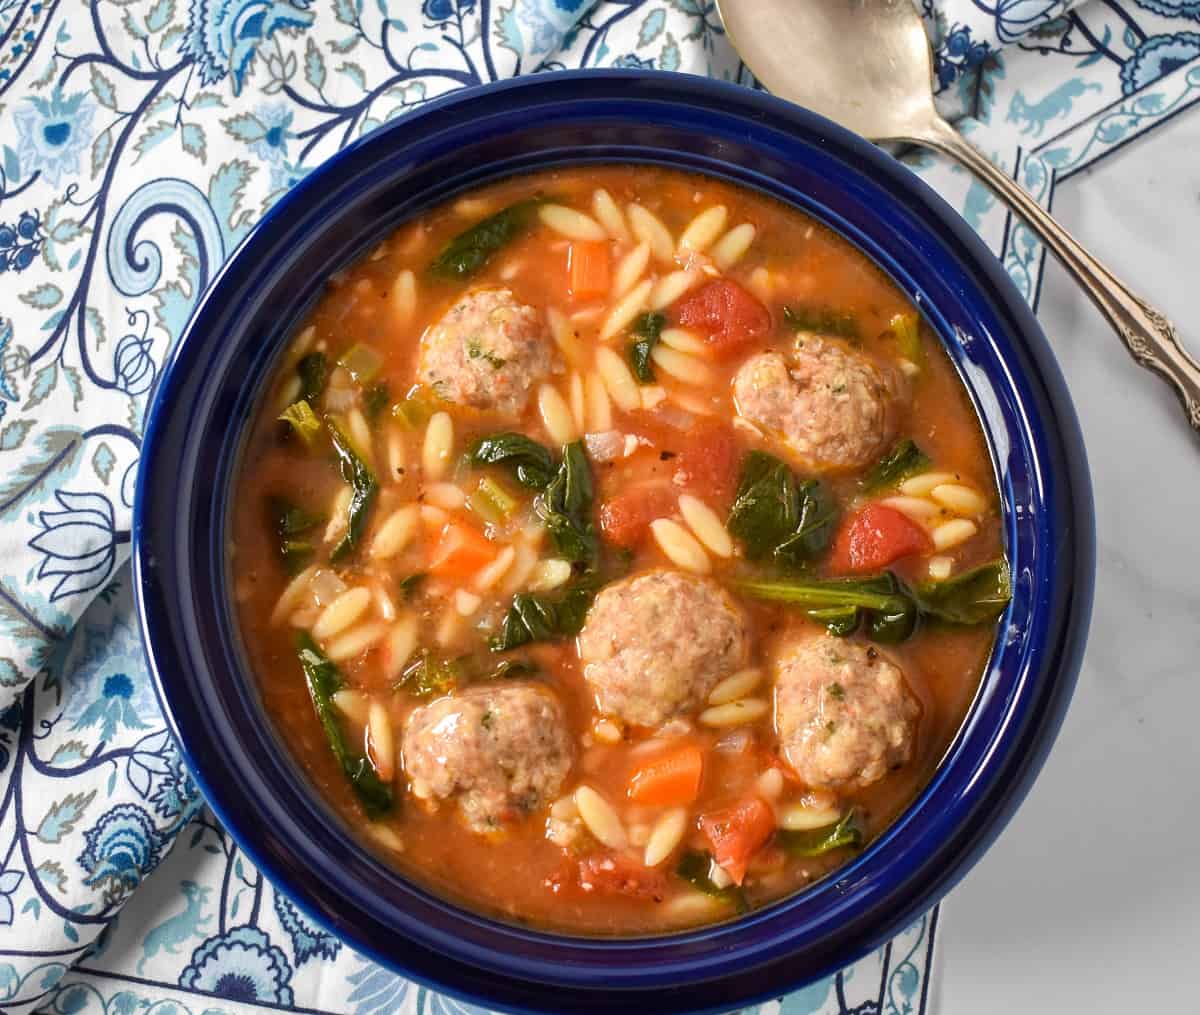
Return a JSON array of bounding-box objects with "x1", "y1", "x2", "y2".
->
[
  {"x1": 429, "y1": 198, "x2": 542, "y2": 280},
  {"x1": 862, "y1": 439, "x2": 931, "y2": 494},
  {"x1": 727, "y1": 451, "x2": 838, "y2": 567},
  {"x1": 327, "y1": 417, "x2": 378, "y2": 562},
  {"x1": 469, "y1": 432, "x2": 557, "y2": 490},
  {"x1": 737, "y1": 560, "x2": 1011, "y2": 644},
  {"x1": 775, "y1": 479, "x2": 840, "y2": 566},
  {"x1": 268, "y1": 496, "x2": 322, "y2": 574},
  {"x1": 489, "y1": 586, "x2": 594, "y2": 652},
  {"x1": 277, "y1": 399, "x2": 322, "y2": 446},
  {"x1": 535, "y1": 440, "x2": 598, "y2": 568},
  {"x1": 778, "y1": 809, "x2": 863, "y2": 858},
  {"x1": 297, "y1": 634, "x2": 393, "y2": 818},
  {"x1": 396, "y1": 651, "x2": 462, "y2": 700},
  {"x1": 914, "y1": 559, "x2": 1011, "y2": 626},
  {"x1": 627, "y1": 311, "x2": 665, "y2": 383},
  {"x1": 783, "y1": 304, "x2": 859, "y2": 340},
  {"x1": 728, "y1": 451, "x2": 800, "y2": 560},
  {"x1": 297, "y1": 352, "x2": 327, "y2": 402},
  {"x1": 484, "y1": 658, "x2": 539, "y2": 680},
  {"x1": 805, "y1": 605, "x2": 860, "y2": 637},
  {"x1": 675, "y1": 850, "x2": 749, "y2": 913},
  {"x1": 736, "y1": 572, "x2": 919, "y2": 644},
  {"x1": 363, "y1": 383, "x2": 391, "y2": 423}
]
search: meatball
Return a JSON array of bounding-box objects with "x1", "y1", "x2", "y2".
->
[
  {"x1": 401, "y1": 684, "x2": 572, "y2": 833},
  {"x1": 773, "y1": 634, "x2": 920, "y2": 792},
  {"x1": 578, "y1": 570, "x2": 748, "y2": 727},
  {"x1": 733, "y1": 334, "x2": 902, "y2": 471},
  {"x1": 417, "y1": 288, "x2": 557, "y2": 418}
]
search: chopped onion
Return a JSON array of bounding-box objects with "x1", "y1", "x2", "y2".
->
[{"x1": 584, "y1": 430, "x2": 625, "y2": 462}]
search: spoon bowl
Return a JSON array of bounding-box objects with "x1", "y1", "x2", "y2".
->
[{"x1": 717, "y1": 0, "x2": 935, "y2": 141}]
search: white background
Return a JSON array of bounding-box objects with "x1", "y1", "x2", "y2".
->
[{"x1": 939, "y1": 108, "x2": 1200, "y2": 1011}]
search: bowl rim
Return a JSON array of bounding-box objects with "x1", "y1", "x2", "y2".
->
[{"x1": 133, "y1": 68, "x2": 1094, "y2": 1014}]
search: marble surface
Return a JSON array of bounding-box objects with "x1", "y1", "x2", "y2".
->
[{"x1": 940, "y1": 105, "x2": 1200, "y2": 1013}]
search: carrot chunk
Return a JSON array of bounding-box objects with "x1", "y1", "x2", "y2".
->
[
  {"x1": 828, "y1": 503, "x2": 932, "y2": 574},
  {"x1": 629, "y1": 743, "x2": 704, "y2": 806},
  {"x1": 428, "y1": 521, "x2": 498, "y2": 579},
  {"x1": 698, "y1": 797, "x2": 775, "y2": 885},
  {"x1": 567, "y1": 241, "x2": 611, "y2": 299}
]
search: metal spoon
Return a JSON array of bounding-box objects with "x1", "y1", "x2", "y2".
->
[{"x1": 716, "y1": 0, "x2": 1200, "y2": 433}]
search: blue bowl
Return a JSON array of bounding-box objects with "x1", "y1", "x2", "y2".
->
[{"x1": 134, "y1": 70, "x2": 1094, "y2": 1013}]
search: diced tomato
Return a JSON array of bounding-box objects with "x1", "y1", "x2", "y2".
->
[
  {"x1": 698, "y1": 797, "x2": 775, "y2": 886},
  {"x1": 578, "y1": 853, "x2": 668, "y2": 899},
  {"x1": 567, "y1": 241, "x2": 611, "y2": 299},
  {"x1": 628, "y1": 743, "x2": 704, "y2": 807},
  {"x1": 427, "y1": 520, "x2": 498, "y2": 579},
  {"x1": 828, "y1": 503, "x2": 933, "y2": 574},
  {"x1": 676, "y1": 280, "x2": 771, "y2": 358},
  {"x1": 598, "y1": 484, "x2": 676, "y2": 548},
  {"x1": 672, "y1": 420, "x2": 741, "y2": 506}
]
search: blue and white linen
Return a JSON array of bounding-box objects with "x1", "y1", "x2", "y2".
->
[{"x1": 1, "y1": 1, "x2": 1198, "y2": 1011}]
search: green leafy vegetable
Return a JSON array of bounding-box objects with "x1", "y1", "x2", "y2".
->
[
  {"x1": 914, "y1": 559, "x2": 1011, "y2": 626},
  {"x1": 364, "y1": 383, "x2": 391, "y2": 423},
  {"x1": 778, "y1": 809, "x2": 863, "y2": 857},
  {"x1": 775, "y1": 478, "x2": 839, "y2": 567},
  {"x1": 675, "y1": 850, "x2": 749, "y2": 913},
  {"x1": 483, "y1": 658, "x2": 539, "y2": 681},
  {"x1": 737, "y1": 559, "x2": 1012, "y2": 643},
  {"x1": 468, "y1": 432, "x2": 557, "y2": 490},
  {"x1": 736, "y1": 572, "x2": 917, "y2": 643},
  {"x1": 268, "y1": 496, "x2": 322, "y2": 574},
  {"x1": 535, "y1": 440, "x2": 598, "y2": 568},
  {"x1": 396, "y1": 573, "x2": 426, "y2": 600},
  {"x1": 627, "y1": 311, "x2": 665, "y2": 383},
  {"x1": 337, "y1": 342, "x2": 383, "y2": 383},
  {"x1": 806, "y1": 606, "x2": 861, "y2": 637},
  {"x1": 862, "y1": 439, "x2": 931, "y2": 494},
  {"x1": 888, "y1": 311, "x2": 923, "y2": 365},
  {"x1": 297, "y1": 352, "x2": 327, "y2": 402},
  {"x1": 429, "y1": 198, "x2": 542, "y2": 280},
  {"x1": 392, "y1": 386, "x2": 437, "y2": 430},
  {"x1": 489, "y1": 586, "x2": 594, "y2": 652},
  {"x1": 783, "y1": 304, "x2": 859, "y2": 340},
  {"x1": 327, "y1": 417, "x2": 378, "y2": 562},
  {"x1": 277, "y1": 399, "x2": 322, "y2": 446},
  {"x1": 396, "y1": 651, "x2": 462, "y2": 700},
  {"x1": 469, "y1": 476, "x2": 519, "y2": 524},
  {"x1": 727, "y1": 451, "x2": 838, "y2": 567},
  {"x1": 296, "y1": 634, "x2": 393, "y2": 818}
]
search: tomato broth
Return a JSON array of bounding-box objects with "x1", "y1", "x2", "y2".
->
[{"x1": 231, "y1": 166, "x2": 1005, "y2": 934}]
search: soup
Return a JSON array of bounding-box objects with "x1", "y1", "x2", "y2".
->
[{"x1": 231, "y1": 166, "x2": 1008, "y2": 934}]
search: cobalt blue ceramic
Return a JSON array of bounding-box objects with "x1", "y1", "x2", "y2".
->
[{"x1": 133, "y1": 70, "x2": 1094, "y2": 1014}]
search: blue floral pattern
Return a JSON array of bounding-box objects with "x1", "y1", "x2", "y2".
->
[
  {"x1": 179, "y1": 925, "x2": 295, "y2": 1004},
  {"x1": 0, "y1": 0, "x2": 1198, "y2": 1013},
  {"x1": 77, "y1": 804, "x2": 167, "y2": 902}
]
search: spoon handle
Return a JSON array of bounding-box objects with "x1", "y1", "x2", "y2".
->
[{"x1": 914, "y1": 115, "x2": 1200, "y2": 433}]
